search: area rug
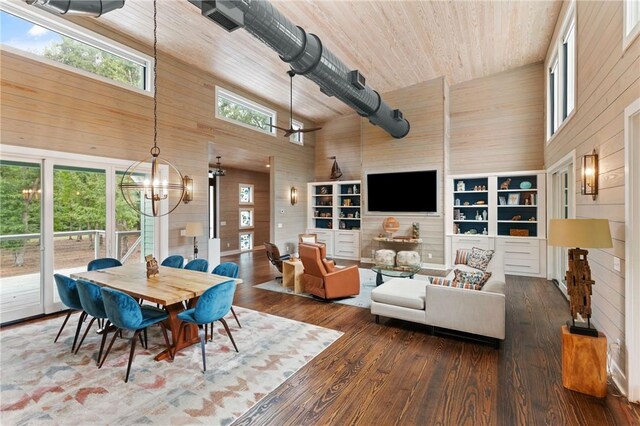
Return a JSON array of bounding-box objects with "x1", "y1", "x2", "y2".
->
[
  {"x1": 254, "y1": 268, "x2": 431, "y2": 308},
  {"x1": 0, "y1": 307, "x2": 342, "y2": 425}
]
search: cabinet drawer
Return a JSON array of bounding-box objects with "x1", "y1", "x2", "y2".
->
[
  {"x1": 503, "y1": 257, "x2": 540, "y2": 274},
  {"x1": 496, "y1": 239, "x2": 539, "y2": 256},
  {"x1": 335, "y1": 247, "x2": 359, "y2": 257},
  {"x1": 451, "y1": 236, "x2": 490, "y2": 250},
  {"x1": 335, "y1": 232, "x2": 359, "y2": 245}
]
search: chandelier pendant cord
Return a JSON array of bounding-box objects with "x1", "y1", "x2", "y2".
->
[{"x1": 152, "y1": 0, "x2": 159, "y2": 157}]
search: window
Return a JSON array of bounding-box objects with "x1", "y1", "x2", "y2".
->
[
  {"x1": 290, "y1": 119, "x2": 304, "y2": 145},
  {"x1": 239, "y1": 209, "x2": 253, "y2": 229},
  {"x1": 0, "y1": 2, "x2": 151, "y2": 93},
  {"x1": 546, "y1": 4, "x2": 576, "y2": 140},
  {"x1": 215, "y1": 86, "x2": 277, "y2": 135},
  {"x1": 239, "y1": 232, "x2": 253, "y2": 251},
  {"x1": 624, "y1": 0, "x2": 640, "y2": 49},
  {"x1": 239, "y1": 184, "x2": 254, "y2": 205}
]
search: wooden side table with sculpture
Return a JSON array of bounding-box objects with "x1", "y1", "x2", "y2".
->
[{"x1": 282, "y1": 258, "x2": 305, "y2": 293}]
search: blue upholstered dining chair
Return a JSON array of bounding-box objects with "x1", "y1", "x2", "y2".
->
[
  {"x1": 99, "y1": 287, "x2": 172, "y2": 383},
  {"x1": 212, "y1": 262, "x2": 241, "y2": 328},
  {"x1": 184, "y1": 258, "x2": 209, "y2": 272},
  {"x1": 161, "y1": 255, "x2": 184, "y2": 269},
  {"x1": 87, "y1": 257, "x2": 122, "y2": 271},
  {"x1": 53, "y1": 274, "x2": 87, "y2": 352},
  {"x1": 176, "y1": 279, "x2": 238, "y2": 372},
  {"x1": 75, "y1": 280, "x2": 111, "y2": 365}
]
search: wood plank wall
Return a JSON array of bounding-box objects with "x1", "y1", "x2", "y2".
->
[
  {"x1": 544, "y1": 0, "x2": 640, "y2": 387},
  {"x1": 0, "y1": 18, "x2": 316, "y2": 260},
  {"x1": 361, "y1": 78, "x2": 446, "y2": 264},
  {"x1": 218, "y1": 168, "x2": 270, "y2": 254},
  {"x1": 314, "y1": 114, "x2": 362, "y2": 182},
  {"x1": 449, "y1": 63, "x2": 545, "y2": 174}
]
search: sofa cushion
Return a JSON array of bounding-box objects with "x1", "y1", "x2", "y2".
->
[
  {"x1": 451, "y1": 269, "x2": 492, "y2": 290},
  {"x1": 371, "y1": 278, "x2": 425, "y2": 310},
  {"x1": 430, "y1": 276, "x2": 452, "y2": 286},
  {"x1": 454, "y1": 249, "x2": 471, "y2": 265},
  {"x1": 467, "y1": 247, "x2": 494, "y2": 271}
]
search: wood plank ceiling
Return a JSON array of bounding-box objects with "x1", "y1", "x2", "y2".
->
[{"x1": 87, "y1": 0, "x2": 562, "y2": 125}]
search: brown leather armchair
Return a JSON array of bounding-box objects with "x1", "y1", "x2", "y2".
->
[
  {"x1": 299, "y1": 243, "x2": 360, "y2": 299},
  {"x1": 264, "y1": 242, "x2": 290, "y2": 281}
]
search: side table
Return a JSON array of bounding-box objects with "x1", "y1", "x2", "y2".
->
[
  {"x1": 282, "y1": 259, "x2": 305, "y2": 293},
  {"x1": 561, "y1": 325, "x2": 607, "y2": 397}
]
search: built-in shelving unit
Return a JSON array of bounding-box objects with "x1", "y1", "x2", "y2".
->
[
  {"x1": 307, "y1": 180, "x2": 361, "y2": 259},
  {"x1": 446, "y1": 171, "x2": 546, "y2": 277}
]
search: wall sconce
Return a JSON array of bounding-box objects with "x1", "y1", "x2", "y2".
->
[
  {"x1": 290, "y1": 186, "x2": 298, "y2": 205},
  {"x1": 182, "y1": 176, "x2": 193, "y2": 204},
  {"x1": 581, "y1": 150, "x2": 598, "y2": 200}
]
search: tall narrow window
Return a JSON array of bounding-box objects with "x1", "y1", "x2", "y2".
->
[
  {"x1": 0, "y1": 3, "x2": 151, "y2": 93},
  {"x1": 239, "y1": 184, "x2": 254, "y2": 205},
  {"x1": 239, "y1": 232, "x2": 253, "y2": 251},
  {"x1": 624, "y1": 0, "x2": 640, "y2": 49},
  {"x1": 290, "y1": 119, "x2": 304, "y2": 145},
  {"x1": 546, "y1": 4, "x2": 575, "y2": 141},
  {"x1": 239, "y1": 209, "x2": 254, "y2": 229}
]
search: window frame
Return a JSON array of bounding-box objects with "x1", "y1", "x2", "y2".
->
[
  {"x1": 239, "y1": 231, "x2": 254, "y2": 252},
  {"x1": 0, "y1": 1, "x2": 153, "y2": 96},
  {"x1": 215, "y1": 86, "x2": 277, "y2": 136},
  {"x1": 545, "y1": 2, "x2": 576, "y2": 142},
  {"x1": 239, "y1": 183, "x2": 254, "y2": 205},
  {"x1": 239, "y1": 208, "x2": 254, "y2": 229},
  {"x1": 290, "y1": 119, "x2": 304, "y2": 145},
  {"x1": 624, "y1": 0, "x2": 640, "y2": 51}
]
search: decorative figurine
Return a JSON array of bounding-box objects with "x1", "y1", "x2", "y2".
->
[
  {"x1": 412, "y1": 222, "x2": 420, "y2": 239},
  {"x1": 457, "y1": 181, "x2": 466, "y2": 191},
  {"x1": 455, "y1": 198, "x2": 461, "y2": 206},
  {"x1": 529, "y1": 216, "x2": 536, "y2": 221},
  {"x1": 320, "y1": 186, "x2": 328, "y2": 194},
  {"x1": 353, "y1": 184, "x2": 358, "y2": 194},
  {"x1": 355, "y1": 210, "x2": 360, "y2": 218},
  {"x1": 500, "y1": 178, "x2": 511, "y2": 190},
  {"x1": 347, "y1": 187, "x2": 353, "y2": 194},
  {"x1": 482, "y1": 210, "x2": 488, "y2": 220},
  {"x1": 482, "y1": 227, "x2": 488, "y2": 235},
  {"x1": 145, "y1": 255, "x2": 159, "y2": 278},
  {"x1": 511, "y1": 215, "x2": 522, "y2": 221}
]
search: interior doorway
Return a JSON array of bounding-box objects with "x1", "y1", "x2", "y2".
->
[{"x1": 546, "y1": 151, "x2": 575, "y2": 294}]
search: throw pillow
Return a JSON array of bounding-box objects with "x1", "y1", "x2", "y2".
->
[
  {"x1": 301, "y1": 236, "x2": 316, "y2": 244},
  {"x1": 467, "y1": 247, "x2": 494, "y2": 271},
  {"x1": 430, "y1": 276, "x2": 452, "y2": 286},
  {"x1": 452, "y1": 269, "x2": 492, "y2": 290},
  {"x1": 454, "y1": 249, "x2": 471, "y2": 265}
]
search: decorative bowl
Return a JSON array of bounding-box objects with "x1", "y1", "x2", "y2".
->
[{"x1": 520, "y1": 181, "x2": 532, "y2": 189}]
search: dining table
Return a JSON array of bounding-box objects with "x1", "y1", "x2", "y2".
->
[{"x1": 71, "y1": 263, "x2": 242, "y2": 361}]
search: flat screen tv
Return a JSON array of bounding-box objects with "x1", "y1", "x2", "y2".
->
[{"x1": 366, "y1": 170, "x2": 437, "y2": 213}]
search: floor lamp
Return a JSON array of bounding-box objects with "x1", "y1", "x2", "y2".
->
[
  {"x1": 185, "y1": 222, "x2": 204, "y2": 259},
  {"x1": 548, "y1": 218, "x2": 612, "y2": 336}
]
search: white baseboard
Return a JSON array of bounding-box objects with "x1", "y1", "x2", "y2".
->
[{"x1": 610, "y1": 356, "x2": 628, "y2": 397}]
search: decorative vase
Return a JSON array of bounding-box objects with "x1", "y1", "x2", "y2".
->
[{"x1": 520, "y1": 181, "x2": 532, "y2": 189}]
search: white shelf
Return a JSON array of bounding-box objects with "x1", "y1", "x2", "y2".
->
[
  {"x1": 339, "y1": 193, "x2": 360, "y2": 196},
  {"x1": 453, "y1": 190, "x2": 488, "y2": 194},
  {"x1": 340, "y1": 206, "x2": 361, "y2": 208},
  {"x1": 454, "y1": 205, "x2": 488, "y2": 208},
  {"x1": 454, "y1": 220, "x2": 488, "y2": 223},
  {"x1": 313, "y1": 216, "x2": 333, "y2": 219},
  {"x1": 497, "y1": 188, "x2": 538, "y2": 192},
  {"x1": 498, "y1": 220, "x2": 538, "y2": 223},
  {"x1": 497, "y1": 205, "x2": 538, "y2": 208}
]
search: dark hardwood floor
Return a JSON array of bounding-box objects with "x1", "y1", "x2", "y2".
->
[
  {"x1": 228, "y1": 250, "x2": 639, "y2": 426},
  {"x1": 3, "y1": 250, "x2": 638, "y2": 425}
]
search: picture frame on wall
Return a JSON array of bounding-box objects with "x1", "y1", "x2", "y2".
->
[
  {"x1": 499, "y1": 196, "x2": 507, "y2": 206},
  {"x1": 507, "y1": 193, "x2": 520, "y2": 205}
]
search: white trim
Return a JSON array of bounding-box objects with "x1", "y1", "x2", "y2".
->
[
  {"x1": 624, "y1": 97, "x2": 640, "y2": 402},
  {"x1": 0, "y1": 1, "x2": 153, "y2": 95},
  {"x1": 546, "y1": 150, "x2": 576, "y2": 285},
  {"x1": 215, "y1": 86, "x2": 277, "y2": 136},
  {"x1": 623, "y1": 0, "x2": 640, "y2": 51}
]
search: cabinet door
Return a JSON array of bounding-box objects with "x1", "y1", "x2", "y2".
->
[{"x1": 334, "y1": 231, "x2": 360, "y2": 259}]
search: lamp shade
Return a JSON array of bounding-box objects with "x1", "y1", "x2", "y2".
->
[
  {"x1": 548, "y1": 219, "x2": 612, "y2": 248},
  {"x1": 184, "y1": 222, "x2": 204, "y2": 237}
]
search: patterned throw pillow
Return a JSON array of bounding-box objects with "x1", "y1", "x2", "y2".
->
[
  {"x1": 454, "y1": 249, "x2": 471, "y2": 265},
  {"x1": 451, "y1": 269, "x2": 492, "y2": 290},
  {"x1": 430, "y1": 276, "x2": 452, "y2": 286},
  {"x1": 467, "y1": 247, "x2": 494, "y2": 271}
]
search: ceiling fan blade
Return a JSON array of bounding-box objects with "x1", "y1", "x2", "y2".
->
[
  {"x1": 266, "y1": 124, "x2": 289, "y2": 132},
  {"x1": 298, "y1": 127, "x2": 323, "y2": 133}
]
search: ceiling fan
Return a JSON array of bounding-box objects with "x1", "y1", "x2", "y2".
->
[{"x1": 269, "y1": 70, "x2": 322, "y2": 137}]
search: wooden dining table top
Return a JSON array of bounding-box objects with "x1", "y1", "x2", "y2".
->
[{"x1": 71, "y1": 263, "x2": 242, "y2": 306}]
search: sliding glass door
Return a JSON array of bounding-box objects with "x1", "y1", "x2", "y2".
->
[
  {"x1": 0, "y1": 148, "x2": 162, "y2": 323},
  {"x1": 0, "y1": 159, "x2": 43, "y2": 323}
]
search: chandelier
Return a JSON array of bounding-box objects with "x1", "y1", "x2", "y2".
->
[
  {"x1": 211, "y1": 156, "x2": 226, "y2": 176},
  {"x1": 119, "y1": 0, "x2": 191, "y2": 217}
]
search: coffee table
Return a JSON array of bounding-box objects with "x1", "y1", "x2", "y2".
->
[{"x1": 371, "y1": 264, "x2": 421, "y2": 286}]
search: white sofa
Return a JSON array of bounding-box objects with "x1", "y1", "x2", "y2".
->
[{"x1": 370, "y1": 252, "x2": 505, "y2": 344}]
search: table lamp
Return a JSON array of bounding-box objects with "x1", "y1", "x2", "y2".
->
[
  {"x1": 548, "y1": 219, "x2": 612, "y2": 337},
  {"x1": 185, "y1": 222, "x2": 204, "y2": 259}
]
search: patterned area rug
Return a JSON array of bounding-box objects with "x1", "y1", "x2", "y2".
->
[
  {"x1": 0, "y1": 307, "x2": 342, "y2": 425},
  {"x1": 255, "y1": 268, "x2": 431, "y2": 308}
]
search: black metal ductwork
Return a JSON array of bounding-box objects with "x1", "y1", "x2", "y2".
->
[
  {"x1": 189, "y1": 0, "x2": 410, "y2": 139},
  {"x1": 25, "y1": 0, "x2": 124, "y2": 17}
]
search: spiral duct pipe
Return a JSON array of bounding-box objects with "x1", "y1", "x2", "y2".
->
[{"x1": 25, "y1": 0, "x2": 125, "y2": 17}]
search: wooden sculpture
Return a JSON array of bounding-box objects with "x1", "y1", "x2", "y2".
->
[
  {"x1": 145, "y1": 255, "x2": 159, "y2": 278},
  {"x1": 500, "y1": 178, "x2": 511, "y2": 190},
  {"x1": 565, "y1": 248, "x2": 597, "y2": 336}
]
